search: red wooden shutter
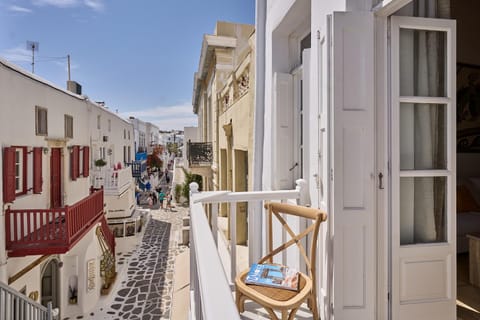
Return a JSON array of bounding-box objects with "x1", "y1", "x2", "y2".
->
[
  {"x1": 3, "y1": 147, "x2": 16, "y2": 202},
  {"x1": 71, "y1": 145, "x2": 80, "y2": 180},
  {"x1": 33, "y1": 147, "x2": 43, "y2": 193},
  {"x1": 83, "y1": 146, "x2": 90, "y2": 177}
]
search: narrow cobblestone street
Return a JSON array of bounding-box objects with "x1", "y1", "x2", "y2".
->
[{"x1": 66, "y1": 204, "x2": 189, "y2": 320}]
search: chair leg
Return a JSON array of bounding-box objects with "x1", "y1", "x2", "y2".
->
[
  {"x1": 287, "y1": 307, "x2": 299, "y2": 320},
  {"x1": 265, "y1": 307, "x2": 279, "y2": 320},
  {"x1": 235, "y1": 290, "x2": 245, "y2": 313}
]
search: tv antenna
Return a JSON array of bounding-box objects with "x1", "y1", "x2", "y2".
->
[{"x1": 26, "y1": 41, "x2": 39, "y2": 73}]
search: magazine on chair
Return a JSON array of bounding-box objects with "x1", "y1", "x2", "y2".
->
[{"x1": 244, "y1": 263, "x2": 299, "y2": 291}]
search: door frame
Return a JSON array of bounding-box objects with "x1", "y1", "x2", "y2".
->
[{"x1": 41, "y1": 258, "x2": 60, "y2": 309}]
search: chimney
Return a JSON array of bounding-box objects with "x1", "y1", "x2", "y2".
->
[{"x1": 67, "y1": 80, "x2": 82, "y2": 95}]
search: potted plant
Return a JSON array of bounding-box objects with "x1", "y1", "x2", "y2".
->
[
  {"x1": 95, "y1": 158, "x2": 107, "y2": 167},
  {"x1": 68, "y1": 285, "x2": 77, "y2": 304}
]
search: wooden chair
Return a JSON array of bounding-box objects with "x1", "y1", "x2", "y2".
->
[{"x1": 235, "y1": 202, "x2": 327, "y2": 320}]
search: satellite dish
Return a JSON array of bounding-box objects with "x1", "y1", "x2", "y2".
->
[{"x1": 26, "y1": 41, "x2": 39, "y2": 73}]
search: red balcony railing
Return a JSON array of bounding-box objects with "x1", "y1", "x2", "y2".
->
[{"x1": 5, "y1": 189, "x2": 105, "y2": 257}]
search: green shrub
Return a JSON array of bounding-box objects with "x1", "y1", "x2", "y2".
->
[
  {"x1": 174, "y1": 184, "x2": 183, "y2": 203},
  {"x1": 182, "y1": 168, "x2": 203, "y2": 203}
]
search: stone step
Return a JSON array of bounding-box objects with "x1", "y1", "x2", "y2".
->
[{"x1": 181, "y1": 226, "x2": 190, "y2": 245}]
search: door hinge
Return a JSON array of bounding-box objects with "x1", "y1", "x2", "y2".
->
[
  {"x1": 330, "y1": 168, "x2": 333, "y2": 181},
  {"x1": 388, "y1": 291, "x2": 391, "y2": 301},
  {"x1": 331, "y1": 302, "x2": 334, "y2": 315}
]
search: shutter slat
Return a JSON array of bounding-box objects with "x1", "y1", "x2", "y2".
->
[
  {"x1": 83, "y1": 146, "x2": 90, "y2": 177},
  {"x1": 3, "y1": 147, "x2": 16, "y2": 202},
  {"x1": 33, "y1": 147, "x2": 43, "y2": 193}
]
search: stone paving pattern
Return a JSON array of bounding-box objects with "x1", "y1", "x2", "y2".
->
[{"x1": 66, "y1": 204, "x2": 188, "y2": 320}]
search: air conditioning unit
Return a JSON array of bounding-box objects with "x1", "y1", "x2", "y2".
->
[{"x1": 103, "y1": 136, "x2": 108, "y2": 142}]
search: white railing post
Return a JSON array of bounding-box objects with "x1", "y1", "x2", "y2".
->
[
  {"x1": 211, "y1": 203, "x2": 218, "y2": 246},
  {"x1": 296, "y1": 178, "x2": 310, "y2": 206},
  {"x1": 248, "y1": 200, "x2": 262, "y2": 267},
  {"x1": 229, "y1": 202, "x2": 237, "y2": 283}
]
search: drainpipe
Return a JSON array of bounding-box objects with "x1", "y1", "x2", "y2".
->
[
  {"x1": 0, "y1": 204, "x2": 8, "y2": 283},
  {"x1": 250, "y1": 0, "x2": 266, "y2": 265},
  {"x1": 0, "y1": 144, "x2": 5, "y2": 283}
]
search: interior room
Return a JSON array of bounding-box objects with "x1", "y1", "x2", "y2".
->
[{"x1": 453, "y1": 1, "x2": 480, "y2": 319}]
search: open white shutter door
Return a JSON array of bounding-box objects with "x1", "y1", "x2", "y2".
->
[
  {"x1": 331, "y1": 11, "x2": 375, "y2": 320},
  {"x1": 272, "y1": 72, "x2": 294, "y2": 190},
  {"x1": 390, "y1": 16, "x2": 456, "y2": 320}
]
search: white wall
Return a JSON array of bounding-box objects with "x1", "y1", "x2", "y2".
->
[{"x1": 0, "y1": 61, "x2": 91, "y2": 208}]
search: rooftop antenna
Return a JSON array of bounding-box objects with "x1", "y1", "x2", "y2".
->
[
  {"x1": 67, "y1": 54, "x2": 71, "y2": 81},
  {"x1": 26, "y1": 41, "x2": 39, "y2": 74}
]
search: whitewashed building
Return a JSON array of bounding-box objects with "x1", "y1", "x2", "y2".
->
[
  {"x1": 257, "y1": 0, "x2": 460, "y2": 319},
  {"x1": 129, "y1": 116, "x2": 147, "y2": 154},
  {"x1": 145, "y1": 121, "x2": 160, "y2": 154},
  {"x1": 0, "y1": 58, "x2": 134, "y2": 318}
]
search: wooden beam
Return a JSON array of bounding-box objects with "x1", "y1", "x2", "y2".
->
[{"x1": 8, "y1": 255, "x2": 50, "y2": 285}]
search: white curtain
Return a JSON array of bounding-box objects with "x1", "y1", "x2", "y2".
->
[{"x1": 400, "y1": 0, "x2": 450, "y2": 243}]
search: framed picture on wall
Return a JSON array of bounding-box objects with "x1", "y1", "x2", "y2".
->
[{"x1": 457, "y1": 62, "x2": 480, "y2": 152}]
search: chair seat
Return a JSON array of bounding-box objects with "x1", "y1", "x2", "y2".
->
[{"x1": 235, "y1": 268, "x2": 312, "y2": 309}]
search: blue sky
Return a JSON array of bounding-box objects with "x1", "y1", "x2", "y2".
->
[{"x1": 0, "y1": 0, "x2": 255, "y2": 130}]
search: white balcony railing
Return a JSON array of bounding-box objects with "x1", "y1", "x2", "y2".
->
[
  {"x1": 188, "y1": 180, "x2": 309, "y2": 320},
  {"x1": 0, "y1": 280, "x2": 53, "y2": 320},
  {"x1": 92, "y1": 166, "x2": 133, "y2": 195}
]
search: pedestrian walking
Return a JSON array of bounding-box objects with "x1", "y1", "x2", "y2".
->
[
  {"x1": 135, "y1": 191, "x2": 141, "y2": 205},
  {"x1": 147, "y1": 195, "x2": 153, "y2": 208},
  {"x1": 166, "y1": 192, "x2": 172, "y2": 211},
  {"x1": 152, "y1": 191, "x2": 157, "y2": 205},
  {"x1": 159, "y1": 190, "x2": 166, "y2": 209}
]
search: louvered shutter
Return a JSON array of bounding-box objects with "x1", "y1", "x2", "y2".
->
[
  {"x1": 71, "y1": 145, "x2": 80, "y2": 180},
  {"x1": 83, "y1": 146, "x2": 90, "y2": 177},
  {"x1": 3, "y1": 147, "x2": 16, "y2": 202},
  {"x1": 33, "y1": 147, "x2": 42, "y2": 193},
  {"x1": 272, "y1": 72, "x2": 294, "y2": 189}
]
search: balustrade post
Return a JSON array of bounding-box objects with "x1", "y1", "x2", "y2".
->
[{"x1": 296, "y1": 178, "x2": 310, "y2": 206}]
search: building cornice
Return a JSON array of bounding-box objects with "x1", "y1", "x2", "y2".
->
[{"x1": 192, "y1": 35, "x2": 237, "y2": 114}]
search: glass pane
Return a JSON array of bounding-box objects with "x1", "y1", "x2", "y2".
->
[
  {"x1": 400, "y1": 28, "x2": 446, "y2": 97},
  {"x1": 400, "y1": 103, "x2": 446, "y2": 170},
  {"x1": 400, "y1": 177, "x2": 447, "y2": 245}
]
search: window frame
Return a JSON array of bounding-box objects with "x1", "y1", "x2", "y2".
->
[
  {"x1": 65, "y1": 114, "x2": 73, "y2": 139},
  {"x1": 13, "y1": 146, "x2": 27, "y2": 195},
  {"x1": 35, "y1": 106, "x2": 48, "y2": 136}
]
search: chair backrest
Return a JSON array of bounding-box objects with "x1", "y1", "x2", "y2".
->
[{"x1": 260, "y1": 202, "x2": 327, "y2": 285}]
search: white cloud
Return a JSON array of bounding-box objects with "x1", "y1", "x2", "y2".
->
[
  {"x1": 8, "y1": 5, "x2": 33, "y2": 13},
  {"x1": 120, "y1": 103, "x2": 198, "y2": 131},
  {"x1": 32, "y1": 0, "x2": 78, "y2": 8},
  {"x1": 31, "y1": 0, "x2": 104, "y2": 11},
  {"x1": 84, "y1": 0, "x2": 103, "y2": 11}
]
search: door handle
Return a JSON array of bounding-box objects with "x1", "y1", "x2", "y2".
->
[
  {"x1": 378, "y1": 172, "x2": 384, "y2": 189},
  {"x1": 289, "y1": 162, "x2": 298, "y2": 171}
]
